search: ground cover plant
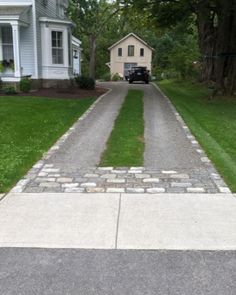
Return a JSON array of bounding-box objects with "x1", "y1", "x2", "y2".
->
[
  {"x1": 0, "y1": 96, "x2": 95, "y2": 193},
  {"x1": 158, "y1": 80, "x2": 236, "y2": 192},
  {"x1": 100, "y1": 89, "x2": 144, "y2": 167}
]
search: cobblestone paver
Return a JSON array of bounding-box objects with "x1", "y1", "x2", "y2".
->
[
  {"x1": 14, "y1": 164, "x2": 229, "y2": 194},
  {"x1": 11, "y1": 82, "x2": 231, "y2": 194}
]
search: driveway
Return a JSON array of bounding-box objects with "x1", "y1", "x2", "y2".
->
[
  {"x1": 1, "y1": 82, "x2": 235, "y2": 295},
  {"x1": 15, "y1": 81, "x2": 229, "y2": 194}
]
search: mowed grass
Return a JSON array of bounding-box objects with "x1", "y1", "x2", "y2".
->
[
  {"x1": 0, "y1": 96, "x2": 95, "y2": 193},
  {"x1": 100, "y1": 89, "x2": 144, "y2": 167},
  {"x1": 158, "y1": 80, "x2": 236, "y2": 192}
]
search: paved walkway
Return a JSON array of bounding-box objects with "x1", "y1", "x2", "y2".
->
[
  {"x1": 12, "y1": 82, "x2": 229, "y2": 194},
  {"x1": 1, "y1": 193, "x2": 236, "y2": 249},
  {"x1": 0, "y1": 192, "x2": 236, "y2": 294}
]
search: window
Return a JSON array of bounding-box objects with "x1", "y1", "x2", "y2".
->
[
  {"x1": 128, "y1": 45, "x2": 134, "y2": 56},
  {"x1": 1, "y1": 26, "x2": 14, "y2": 62},
  {"x1": 140, "y1": 48, "x2": 144, "y2": 57},
  {"x1": 51, "y1": 31, "x2": 63, "y2": 64},
  {"x1": 118, "y1": 48, "x2": 122, "y2": 57}
]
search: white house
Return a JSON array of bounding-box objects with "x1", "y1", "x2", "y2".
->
[
  {"x1": 108, "y1": 33, "x2": 154, "y2": 80},
  {"x1": 0, "y1": 0, "x2": 81, "y2": 87}
]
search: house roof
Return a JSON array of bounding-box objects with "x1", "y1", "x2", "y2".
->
[
  {"x1": 72, "y1": 36, "x2": 82, "y2": 48},
  {"x1": 0, "y1": 5, "x2": 31, "y2": 25},
  {"x1": 108, "y1": 33, "x2": 155, "y2": 51}
]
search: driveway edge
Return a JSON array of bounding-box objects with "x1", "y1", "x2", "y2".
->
[
  {"x1": 9, "y1": 88, "x2": 112, "y2": 194},
  {"x1": 151, "y1": 82, "x2": 231, "y2": 194}
]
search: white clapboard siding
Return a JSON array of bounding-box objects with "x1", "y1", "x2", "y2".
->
[{"x1": 20, "y1": 8, "x2": 35, "y2": 77}]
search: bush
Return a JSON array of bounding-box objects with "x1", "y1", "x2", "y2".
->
[
  {"x1": 2, "y1": 86, "x2": 17, "y2": 95},
  {"x1": 100, "y1": 72, "x2": 111, "y2": 81},
  {"x1": 19, "y1": 77, "x2": 32, "y2": 93},
  {"x1": 74, "y1": 75, "x2": 95, "y2": 90},
  {"x1": 112, "y1": 73, "x2": 121, "y2": 81}
]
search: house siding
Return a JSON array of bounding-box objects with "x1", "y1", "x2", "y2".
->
[
  {"x1": 20, "y1": 7, "x2": 35, "y2": 77},
  {"x1": 34, "y1": 0, "x2": 70, "y2": 78}
]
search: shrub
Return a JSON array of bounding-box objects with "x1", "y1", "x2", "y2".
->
[
  {"x1": 19, "y1": 77, "x2": 32, "y2": 93},
  {"x1": 100, "y1": 72, "x2": 111, "y2": 81},
  {"x1": 74, "y1": 75, "x2": 95, "y2": 90},
  {"x1": 112, "y1": 73, "x2": 121, "y2": 81},
  {"x1": 2, "y1": 86, "x2": 17, "y2": 95}
]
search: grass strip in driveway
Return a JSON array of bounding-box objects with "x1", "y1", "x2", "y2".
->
[
  {"x1": 0, "y1": 96, "x2": 95, "y2": 193},
  {"x1": 158, "y1": 79, "x2": 236, "y2": 192},
  {"x1": 100, "y1": 89, "x2": 144, "y2": 167}
]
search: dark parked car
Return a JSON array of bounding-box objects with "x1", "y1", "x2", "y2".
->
[{"x1": 128, "y1": 66, "x2": 150, "y2": 84}]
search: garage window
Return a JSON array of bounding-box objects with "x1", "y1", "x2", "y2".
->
[
  {"x1": 118, "y1": 48, "x2": 122, "y2": 57},
  {"x1": 128, "y1": 45, "x2": 134, "y2": 56},
  {"x1": 140, "y1": 48, "x2": 144, "y2": 57}
]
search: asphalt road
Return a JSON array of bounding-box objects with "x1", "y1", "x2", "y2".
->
[{"x1": 1, "y1": 248, "x2": 236, "y2": 295}]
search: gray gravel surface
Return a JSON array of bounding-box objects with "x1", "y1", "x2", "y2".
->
[
  {"x1": 143, "y1": 84, "x2": 202, "y2": 169},
  {"x1": 0, "y1": 248, "x2": 236, "y2": 295},
  {"x1": 49, "y1": 82, "x2": 129, "y2": 173}
]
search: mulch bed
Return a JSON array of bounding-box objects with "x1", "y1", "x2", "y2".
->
[{"x1": 0, "y1": 86, "x2": 108, "y2": 100}]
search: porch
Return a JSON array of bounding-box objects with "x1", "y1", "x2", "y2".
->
[{"x1": 0, "y1": 5, "x2": 31, "y2": 82}]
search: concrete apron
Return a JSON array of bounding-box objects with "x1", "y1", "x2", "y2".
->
[{"x1": 0, "y1": 193, "x2": 236, "y2": 250}]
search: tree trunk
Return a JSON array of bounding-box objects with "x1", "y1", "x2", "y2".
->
[
  {"x1": 89, "y1": 35, "x2": 96, "y2": 79},
  {"x1": 195, "y1": 1, "x2": 236, "y2": 95},
  {"x1": 196, "y1": 2, "x2": 216, "y2": 82},
  {"x1": 215, "y1": 0, "x2": 236, "y2": 95}
]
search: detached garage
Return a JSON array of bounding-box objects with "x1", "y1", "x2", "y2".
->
[{"x1": 108, "y1": 33, "x2": 154, "y2": 80}]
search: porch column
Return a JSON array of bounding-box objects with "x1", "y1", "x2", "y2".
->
[{"x1": 11, "y1": 22, "x2": 21, "y2": 78}]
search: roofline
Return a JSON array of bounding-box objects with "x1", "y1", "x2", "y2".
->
[
  {"x1": 108, "y1": 33, "x2": 155, "y2": 51},
  {"x1": 39, "y1": 17, "x2": 73, "y2": 27},
  {"x1": 72, "y1": 36, "x2": 82, "y2": 46}
]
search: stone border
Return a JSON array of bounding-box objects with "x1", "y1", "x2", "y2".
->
[
  {"x1": 0, "y1": 194, "x2": 5, "y2": 201},
  {"x1": 10, "y1": 88, "x2": 112, "y2": 193},
  {"x1": 151, "y1": 82, "x2": 231, "y2": 194},
  {"x1": 21, "y1": 165, "x2": 230, "y2": 194}
]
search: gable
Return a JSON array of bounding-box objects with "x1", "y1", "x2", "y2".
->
[{"x1": 109, "y1": 33, "x2": 154, "y2": 52}]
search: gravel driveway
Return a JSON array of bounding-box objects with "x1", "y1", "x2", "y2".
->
[{"x1": 17, "y1": 82, "x2": 229, "y2": 194}]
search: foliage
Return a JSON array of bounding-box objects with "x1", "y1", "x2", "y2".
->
[
  {"x1": 0, "y1": 61, "x2": 4, "y2": 73},
  {"x1": 2, "y1": 86, "x2": 17, "y2": 95},
  {"x1": 0, "y1": 96, "x2": 95, "y2": 193},
  {"x1": 124, "y1": 0, "x2": 236, "y2": 95},
  {"x1": 74, "y1": 75, "x2": 95, "y2": 90},
  {"x1": 159, "y1": 79, "x2": 236, "y2": 192},
  {"x1": 100, "y1": 89, "x2": 144, "y2": 167},
  {"x1": 19, "y1": 77, "x2": 32, "y2": 93},
  {"x1": 68, "y1": 0, "x2": 123, "y2": 78},
  {"x1": 111, "y1": 73, "x2": 121, "y2": 81},
  {"x1": 100, "y1": 72, "x2": 111, "y2": 81}
]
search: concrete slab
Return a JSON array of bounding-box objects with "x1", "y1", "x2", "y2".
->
[
  {"x1": 117, "y1": 193, "x2": 236, "y2": 250},
  {"x1": 0, "y1": 193, "x2": 120, "y2": 249}
]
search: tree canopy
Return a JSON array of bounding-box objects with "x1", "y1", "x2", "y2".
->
[{"x1": 122, "y1": 0, "x2": 236, "y2": 94}]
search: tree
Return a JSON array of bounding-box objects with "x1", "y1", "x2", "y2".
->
[
  {"x1": 123, "y1": 0, "x2": 236, "y2": 95},
  {"x1": 68, "y1": 0, "x2": 123, "y2": 78}
]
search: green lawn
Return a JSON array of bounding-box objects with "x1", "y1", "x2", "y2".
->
[
  {"x1": 158, "y1": 80, "x2": 236, "y2": 192},
  {"x1": 100, "y1": 89, "x2": 144, "y2": 167},
  {"x1": 0, "y1": 96, "x2": 95, "y2": 193}
]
